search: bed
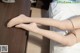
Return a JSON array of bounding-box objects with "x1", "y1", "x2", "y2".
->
[{"x1": 49, "y1": 1, "x2": 80, "y2": 53}]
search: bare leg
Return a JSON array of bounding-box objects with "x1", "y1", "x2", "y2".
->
[
  {"x1": 70, "y1": 16, "x2": 80, "y2": 29},
  {"x1": 7, "y1": 14, "x2": 73, "y2": 30},
  {"x1": 15, "y1": 23, "x2": 76, "y2": 46}
]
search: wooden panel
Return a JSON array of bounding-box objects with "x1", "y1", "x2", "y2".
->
[{"x1": 0, "y1": 0, "x2": 31, "y2": 53}]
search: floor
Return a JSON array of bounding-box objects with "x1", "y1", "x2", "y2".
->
[{"x1": 26, "y1": 3, "x2": 50, "y2": 53}]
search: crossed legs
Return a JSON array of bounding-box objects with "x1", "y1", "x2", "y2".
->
[
  {"x1": 7, "y1": 14, "x2": 74, "y2": 30},
  {"x1": 15, "y1": 23, "x2": 76, "y2": 46},
  {"x1": 7, "y1": 14, "x2": 77, "y2": 46}
]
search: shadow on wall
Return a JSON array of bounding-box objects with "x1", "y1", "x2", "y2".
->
[
  {"x1": 41, "y1": 0, "x2": 52, "y2": 10},
  {"x1": 36, "y1": 0, "x2": 52, "y2": 10},
  {"x1": 0, "y1": 0, "x2": 2, "y2": 2}
]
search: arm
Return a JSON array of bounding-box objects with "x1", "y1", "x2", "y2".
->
[{"x1": 15, "y1": 23, "x2": 76, "y2": 46}]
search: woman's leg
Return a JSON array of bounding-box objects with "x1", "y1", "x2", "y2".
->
[
  {"x1": 15, "y1": 23, "x2": 76, "y2": 46},
  {"x1": 7, "y1": 14, "x2": 73, "y2": 30}
]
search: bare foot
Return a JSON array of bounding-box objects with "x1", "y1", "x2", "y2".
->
[
  {"x1": 7, "y1": 14, "x2": 30, "y2": 27},
  {"x1": 15, "y1": 23, "x2": 39, "y2": 31}
]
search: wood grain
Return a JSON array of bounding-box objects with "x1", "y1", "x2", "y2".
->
[{"x1": 0, "y1": 0, "x2": 31, "y2": 53}]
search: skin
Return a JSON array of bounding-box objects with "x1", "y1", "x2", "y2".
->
[
  {"x1": 7, "y1": 14, "x2": 73, "y2": 30},
  {"x1": 15, "y1": 23, "x2": 76, "y2": 46},
  {"x1": 7, "y1": 14, "x2": 80, "y2": 46},
  {"x1": 70, "y1": 16, "x2": 80, "y2": 29}
]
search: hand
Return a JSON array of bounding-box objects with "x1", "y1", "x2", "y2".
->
[
  {"x1": 7, "y1": 14, "x2": 30, "y2": 27},
  {"x1": 15, "y1": 23, "x2": 39, "y2": 32}
]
